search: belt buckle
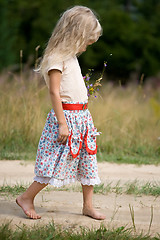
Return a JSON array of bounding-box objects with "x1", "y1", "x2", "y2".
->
[{"x1": 82, "y1": 103, "x2": 87, "y2": 110}]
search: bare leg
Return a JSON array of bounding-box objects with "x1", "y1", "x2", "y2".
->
[
  {"x1": 16, "y1": 181, "x2": 48, "y2": 219},
  {"x1": 82, "y1": 184, "x2": 106, "y2": 220}
]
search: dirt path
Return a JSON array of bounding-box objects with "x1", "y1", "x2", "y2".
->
[{"x1": 0, "y1": 160, "x2": 160, "y2": 235}]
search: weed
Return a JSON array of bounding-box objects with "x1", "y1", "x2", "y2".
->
[
  {"x1": 0, "y1": 184, "x2": 27, "y2": 196},
  {"x1": 0, "y1": 221, "x2": 159, "y2": 240},
  {"x1": 1, "y1": 180, "x2": 160, "y2": 197}
]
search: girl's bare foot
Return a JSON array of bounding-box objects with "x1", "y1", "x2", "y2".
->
[
  {"x1": 82, "y1": 207, "x2": 106, "y2": 220},
  {"x1": 16, "y1": 195, "x2": 41, "y2": 219}
]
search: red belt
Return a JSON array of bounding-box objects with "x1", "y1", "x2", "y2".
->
[{"x1": 62, "y1": 103, "x2": 88, "y2": 110}]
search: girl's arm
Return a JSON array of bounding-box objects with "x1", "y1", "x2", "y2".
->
[{"x1": 48, "y1": 69, "x2": 69, "y2": 144}]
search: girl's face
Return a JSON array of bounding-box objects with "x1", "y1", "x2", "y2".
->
[{"x1": 78, "y1": 40, "x2": 96, "y2": 53}]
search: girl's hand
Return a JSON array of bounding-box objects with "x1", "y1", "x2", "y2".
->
[{"x1": 57, "y1": 123, "x2": 69, "y2": 144}]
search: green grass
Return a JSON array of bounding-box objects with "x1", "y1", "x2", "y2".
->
[
  {"x1": 97, "y1": 152, "x2": 160, "y2": 165},
  {"x1": 125, "y1": 181, "x2": 160, "y2": 196},
  {"x1": 1, "y1": 180, "x2": 160, "y2": 197},
  {"x1": 0, "y1": 147, "x2": 36, "y2": 161},
  {"x1": 94, "y1": 181, "x2": 160, "y2": 196},
  {"x1": 0, "y1": 184, "x2": 28, "y2": 197},
  {"x1": 0, "y1": 221, "x2": 160, "y2": 240},
  {"x1": 1, "y1": 150, "x2": 160, "y2": 165}
]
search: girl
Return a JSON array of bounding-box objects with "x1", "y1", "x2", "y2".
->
[{"x1": 16, "y1": 5, "x2": 106, "y2": 220}]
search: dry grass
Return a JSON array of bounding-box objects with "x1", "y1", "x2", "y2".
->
[
  {"x1": 0, "y1": 71, "x2": 160, "y2": 161},
  {"x1": 89, "y1": 84, "x2": 160, "y2": 157},
  {"x1": 0, "y1": 71, "x2": 49, "y2": 146}
]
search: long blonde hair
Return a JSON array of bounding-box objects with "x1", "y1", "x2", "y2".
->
[{"x1": 36, "y1": 6, "x2": 102, "y2": 86}]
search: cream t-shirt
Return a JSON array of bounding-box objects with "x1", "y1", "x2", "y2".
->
[{"x1": 45, "y1": 56, "x2": 88, "y2": 102}]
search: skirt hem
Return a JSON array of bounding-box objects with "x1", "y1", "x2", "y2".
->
[{"x1": 33, "y1": 176, "x2": 101, "y2": 188}]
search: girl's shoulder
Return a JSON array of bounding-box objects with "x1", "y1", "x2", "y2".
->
[
  {"x1": 64, "y1": 55, "x2": 79, "y2": 66},
  {"x1": 65, "y1": 55, "x2": 77, "y2": 63},
  {"x1": 64, "y1": 55, "x2": 81, "y2": 71}
]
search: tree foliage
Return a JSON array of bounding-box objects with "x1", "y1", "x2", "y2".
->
[{"x1": 0, "y1": 0, "x2": 160, "y2": 82}]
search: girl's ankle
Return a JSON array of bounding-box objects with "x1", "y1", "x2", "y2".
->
[
  {"x1": 83, "y1": 204, "x2": 93, "y2": 210},
  {"x1": 19, "y1": 194, "x2": 34, "y2": 202}
]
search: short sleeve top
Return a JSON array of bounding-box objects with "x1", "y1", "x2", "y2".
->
[{"x1": 45, "y1": 56, "x2": 88, "y2": 102}]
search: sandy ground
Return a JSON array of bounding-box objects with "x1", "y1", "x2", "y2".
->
[{"x1": 0, "y1": 160, "x2": 160, "y2": 235}]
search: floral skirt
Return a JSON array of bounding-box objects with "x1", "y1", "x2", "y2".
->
[{"x1": 34, "y1": 101, "x2": 101, "y2": 187}]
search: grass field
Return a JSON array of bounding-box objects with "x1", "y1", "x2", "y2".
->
[
  {"x1": 0, "y1": 71, "x2": 160, "y2": 238},
  {"x1": 0, "y1": 70, "x2": 160, "y2": 163}
]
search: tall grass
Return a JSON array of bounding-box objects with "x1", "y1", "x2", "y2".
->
[
  {"x1": 89, "y1": 84, "x2": 160, "y2": 160},
  {"x1": 0, "y1": 70, "x2": 160, "y2": 161},
  {"x1": 0, "y1": 71, "x2": 50, "y2": 159}
]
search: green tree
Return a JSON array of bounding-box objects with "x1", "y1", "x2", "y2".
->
[
  {"x1": 0, "y1": 0, "x2": 18, "y2": 69},
  {"x1": 0, "y1": 0, "x2": 160, "y2": 81}
]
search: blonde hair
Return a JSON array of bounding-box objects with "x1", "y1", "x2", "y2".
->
[{"x1": 36, "y1": 6, "x2": 102, "y2": 86}]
